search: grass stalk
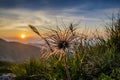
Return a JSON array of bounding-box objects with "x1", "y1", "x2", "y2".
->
[{"x1": 64, "y1": 52, "x2": 71, "y2": 80}]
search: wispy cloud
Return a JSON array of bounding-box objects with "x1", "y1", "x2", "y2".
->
[
  {"x1": 0, "y1": 3, "x2": 119, "y2": 42},
  {"x1": 0, "y1": 0, "x2": 120, "y2": 42},
  {"x1": 0, "y1": 7, "x2": 119, "y2": 30}
]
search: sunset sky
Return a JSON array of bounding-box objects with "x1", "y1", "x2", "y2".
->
[{"x1": 0, "y1": 0, "x2": 120, "y2": 43}]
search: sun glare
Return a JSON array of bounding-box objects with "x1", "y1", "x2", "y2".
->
[{"x1": 20, "y1": 34, "x2": 26, "y2": 39}]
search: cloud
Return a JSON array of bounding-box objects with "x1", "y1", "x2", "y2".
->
[
  {"x1": 0, "y1": 7, "x2": 119, "y2": 34},
  {"x1": 0, "y1": 9, "x2": 51, "y2": 29},
  {"x1": 0, "y1": 0, "x2": 120, "y2": 42},
  {"x1": 0, "y1": 0, "x2": 119, "y2": 10}
]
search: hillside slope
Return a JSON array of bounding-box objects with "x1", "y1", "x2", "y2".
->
[{"x1": 0, "y1": 38, "x2": 41, "y2": 62}]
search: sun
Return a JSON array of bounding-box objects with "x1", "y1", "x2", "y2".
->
[{"x1": 20, "y1": 34, "x2": 26, "y2": 39}]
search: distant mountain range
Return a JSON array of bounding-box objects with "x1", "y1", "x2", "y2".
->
[{"x1": 0, "y1": 38, "x2": 41, "y2": 62}]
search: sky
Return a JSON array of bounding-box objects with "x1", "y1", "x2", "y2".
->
[{"x1": 0, "y1": 0, "x2": 120, "y2": 43}]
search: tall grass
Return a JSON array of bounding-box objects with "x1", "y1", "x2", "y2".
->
[
  {"x1": 10, "y1": 58, "x2": 50, "y2": 80},
  {"x1": 10, "y1": 14, "x2": 120, "y2": 80}
]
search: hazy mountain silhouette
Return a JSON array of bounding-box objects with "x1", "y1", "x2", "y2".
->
[{"x1": 0, "y1": 38, "x2": 41, "y2": 62}]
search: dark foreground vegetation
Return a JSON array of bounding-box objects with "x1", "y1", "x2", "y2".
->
[
  {"x1": 0, "y1": 61, "x2": 13, "y2": 75},
  {"x1": 1, "y1": 14, "x2": 120, "y2": 80}
]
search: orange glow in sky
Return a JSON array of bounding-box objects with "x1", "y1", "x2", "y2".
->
[{"x1": 20, "y1": 34, "x2": 26, "y2": 39}]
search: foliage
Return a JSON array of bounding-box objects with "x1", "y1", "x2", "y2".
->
[
  {"x1": 0, "y1": 61, "x2": 13, "y2": 75},
  {"x1": 106, "y1": 14, "x2": 120, "y2": 52},
  {"x1": 110, "y1": 68, "x2": 120, "y2": 80},
  {"x1": 97, "y1": 74, "x2": 113, "y2": 80},
  {"x1": 5, "y1": 14, "x2": 120, "y2": 80},
  {"x1": 10, "y1": 58, "x2": 50, "y2": 80}
]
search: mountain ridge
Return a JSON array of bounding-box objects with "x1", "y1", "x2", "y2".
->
[{"x1": 0, "y1": 38, "x2": 41, "y2": 62}]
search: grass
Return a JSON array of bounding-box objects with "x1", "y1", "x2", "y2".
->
[
  {"x1": 1, "y1": 14, "x2": 120, "y2": 80},
  {"x1": 0, "y1": 61, "x2": 13, "y2": 75}
]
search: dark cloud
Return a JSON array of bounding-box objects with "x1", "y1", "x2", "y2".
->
[{"x1": 0, "y1": 0, "x2": 119, "y2": 10}]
